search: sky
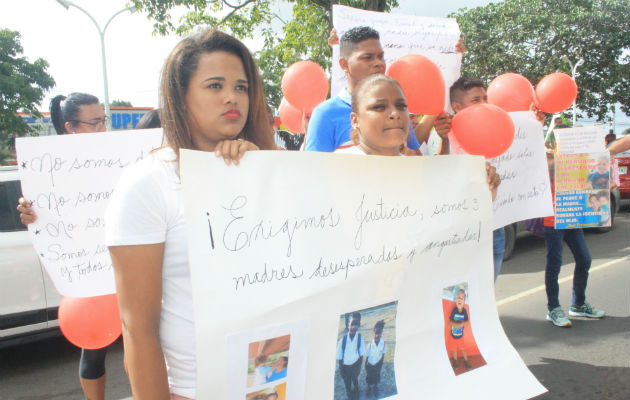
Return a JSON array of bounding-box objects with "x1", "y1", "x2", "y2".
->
[{"x1": 2, "y1": 0, "x2": 628, "y2": 132}]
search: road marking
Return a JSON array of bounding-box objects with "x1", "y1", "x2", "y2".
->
[{"x1": 496, "y1": 256, "x2": 630, "y2": 307}]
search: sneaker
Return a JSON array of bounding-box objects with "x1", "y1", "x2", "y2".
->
[
  {"x1": 450, "y1": 358, "x2": 458, "y2": 369},
  {"x1": 546, "y1": 306, "x2": 572, "y2": 327},
  {"x1": 463, "y1": 359, "x2": 472, "y2": 369},
  {"x1": 569, "y1": 302, "x2": 605, "y2": 318}
]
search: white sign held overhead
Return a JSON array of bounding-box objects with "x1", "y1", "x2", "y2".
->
[{"x1": 331, "y1": 5, "x2": 462, "y2": 110}]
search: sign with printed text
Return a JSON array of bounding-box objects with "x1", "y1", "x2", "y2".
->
[
  {"x1": 331, "y1": 5, "x2": 462, "y2": 110},
  {"x1": 15, "y1": 129, "x2": 163, "y2": 297},
  {"x1": 180, "y1": 150, "x2": 546, "y2": 399},
  {"x1": 554, "y1": 126, "x2": 610, "y2": 229}
]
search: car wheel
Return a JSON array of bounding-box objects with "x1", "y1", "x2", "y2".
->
[{"x1": 503, "y1": 224, "x2": 516, "y2": 261}]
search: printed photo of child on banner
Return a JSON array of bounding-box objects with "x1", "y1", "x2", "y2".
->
[
  {"x1": 334, "y1": 301, "x2": 398, "y2": 400},
  {"x1": 554, "y1": 152, "x2": 611, "y2": 229},
  {"x1": 441, "y1": 283, "x2": 487, "y2": 376},
  {"x1": 553, "y1": 125, "x2": 611, "y2": 229}
]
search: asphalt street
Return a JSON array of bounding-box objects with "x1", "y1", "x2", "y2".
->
[{"x1": 0, "y1": 206, "x2": 628, "y2": 400}]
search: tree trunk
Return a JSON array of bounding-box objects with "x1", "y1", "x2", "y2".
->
[{"x1": 365, "y1": 0, "x2": 386, "y2": 11}]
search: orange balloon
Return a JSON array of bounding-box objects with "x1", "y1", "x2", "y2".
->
[
  {"x1": 59, "y1": 294, "x2": 121, "y2": 349},
  {"x1": 487, "y1": 73, "x2": 534, "y2": 112},
  {"x1": 281, "y1": 61, "x2": 329, "y2": 113},
  {"x1": 387, "y1": 54, "x2": 445, "y2": 115},
  {"x1": 451, "y1": 104, "x2": 515, "y2": 159},
  {"x1": 278, "y1": 98, "x2": 303, "y2": 133},
  {"x1": 534, "y1": 73, "x2": 578, "y2": 113}
]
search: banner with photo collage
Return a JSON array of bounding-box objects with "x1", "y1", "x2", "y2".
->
[{"x1": 180, "y1": 150, "x2": 547, "y2": 399}]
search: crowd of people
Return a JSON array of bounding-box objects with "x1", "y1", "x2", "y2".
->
[{"x1": 15, "y1": 19, "x2": 626, "y2": 399}]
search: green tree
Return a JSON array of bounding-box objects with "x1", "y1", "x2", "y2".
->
[
  {"x1": 132, "y1": 0, "x2": 398, "y2": 106},
  {"x1": 110, "y1": 99, "x2": 133, "y2": 107},
  {"x1": 0, "y1": 29, "x2": 55, "y2": 162},
  {"x1": 451, "y1": 0, "x2": 630, "y2": 121}
]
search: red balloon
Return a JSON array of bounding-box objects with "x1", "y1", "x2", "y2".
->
[
  {"x1": 278, "y1": 98, "x2": 304, "y2": 133},
  {"x1": 281, "y1": 60, "x2": 329, "y2": 113},
  {"x1": 534, "y1": 73, "x2": 578, "y2": 113},
  {"x1": 487, "y1": 73, "x2": 534, "y2": 112},
  {"x1": 451, "y1": 104, "x2": 515, "y2": 158},
  {"x1": 59, "y1": 294, "x2": 121, "y2": 349},
  {"x1": 387, "y1": 54, "x2": 445, "y2": 115}
]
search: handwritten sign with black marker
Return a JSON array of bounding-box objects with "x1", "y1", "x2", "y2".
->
[
  {"x1": 16, "y1": 129, "x2": 163, "y2": 297},
  {"x1": 331, "y1": 5, "x2": 462, "y2": 109},
  {"x1": 180, "y1": 150, "x2": 546, "y2": 399},
  {"x1": 450, "y1": 111, "x2": 554, "y2": 229}
]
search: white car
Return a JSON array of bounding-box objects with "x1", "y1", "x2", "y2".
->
[{"x1": 0, "y1": 165, "x2": 62, "y2": 348}]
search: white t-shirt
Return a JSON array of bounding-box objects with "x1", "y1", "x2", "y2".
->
[
  {"x1": 334, "y1": 144, "x2": 367, "y2": 155},
  {"x1": 336, "y1": 333, "x2": 365, "y2": 365},
  {"x1": 105, "y1": 147, "x2": 196, "y2": 398},
  {"x1": 366, "y1": 338, "x2": 387, "y2": 365},
  {"x1": 447, "y1": 131, "x2": 467, "y2": 155}
]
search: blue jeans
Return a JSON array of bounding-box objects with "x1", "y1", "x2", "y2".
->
[
  {"x1": 543, "y1": 226, "x2": 591, "y2": 311},
  {"x1": 493, "y1": 227, "x2": 505, "y2": 281}
]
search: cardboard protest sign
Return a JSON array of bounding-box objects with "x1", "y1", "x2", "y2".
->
[
  {"x1": 554, "y1": 126, "x2": 610, "y2": 229},
  {"x1": 180, "y1": 150, "x2": 546, "y2": 399},
  {"x1": 331, "y1": 5, "x2": 461, "y2": 110},
  {"x1": 15, "y1": 129, "x2": 163, "y2": 297}
]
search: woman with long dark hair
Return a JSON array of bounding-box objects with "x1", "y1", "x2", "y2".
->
[{"x1": 105, "y1": 29, "x2": 274, "y2": 399}]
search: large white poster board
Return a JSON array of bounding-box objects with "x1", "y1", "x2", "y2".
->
[
  {"x1": 489, "y1": 111, "x2": 554, "y2": 229},
  {"x1": 180, "y1": 150, "x2": 546, "y2": 399},
  {"x1": 15, "y1": 129, "x2": 163, "y2": 297},
  {"x1": 331, "y1": 5, "x2": 462, "y2": 110}
]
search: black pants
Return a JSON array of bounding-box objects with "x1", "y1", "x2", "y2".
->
[
  {"x1": 341, "y1": 357, "x2": 362, "y2": 400},
  {"x1": 79, "y1": 347, "x2": 107, "y2": 379},
  {"x1": 366, "y1": 357, "x2": 384, "y2": 385}
]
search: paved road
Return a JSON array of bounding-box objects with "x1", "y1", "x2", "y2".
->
[
  {"x1": 496, "y1": 204, "x2": 630, "y2": 399},
  {"x1": 1, "y1": 206, "x2": 628, "y2": 400}
]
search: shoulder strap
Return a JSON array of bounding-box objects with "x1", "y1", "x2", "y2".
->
[
  {"x1": 357, "y1": 333, "x2": 361, "y2": 352},
  {"x1": 342, "y1": 333, "x2": 348, "y2": 355}
]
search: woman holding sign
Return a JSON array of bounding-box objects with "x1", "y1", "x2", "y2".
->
[
  {"x1": 17, "y1": 92, "x2": 112, "y2": 400},
  {"x1": 17, "y1": 93, "x2": 107, "y2": 224},
  {"x1": 335, "y1": 74, "x2": 500, "y2": 200},
  {"x1": 105, "y1": 29, "x2": 274, "y2": 399}
]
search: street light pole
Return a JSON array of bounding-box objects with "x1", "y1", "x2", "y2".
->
[
  {"x1": 561, "y1": 55, "x2": 584, "y2": 126},
  {"x1": 55, "y1": 0, "x2": 134, "y2": 131}
]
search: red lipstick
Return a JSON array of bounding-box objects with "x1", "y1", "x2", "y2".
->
[{"x1": 223, "y1": 109, "x2": 241, "y2": 119}]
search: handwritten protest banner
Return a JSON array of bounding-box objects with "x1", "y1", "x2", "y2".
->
[
  {"x1": 331, "y1": 5, "x2": 461, "y2": 110},
  {"x1": 554, "y1": 126, "x2": 610, "y2": 229},
  {"x1": 488, "y1": 112, "x2": 553, "y2": 229},
  {"x1": 15, "y1": 129, "x2": 163, "y2": 297},
  {"x1": 450, "y1": 111, "x2": 553, "y2": 229},
  {"x1": 180, "y1": 150, "x2": 546, "y2": 399}
]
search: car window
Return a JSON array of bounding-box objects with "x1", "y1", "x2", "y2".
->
[{"x1": 0, "y1": 180, "x2": 27, "y2": 232}]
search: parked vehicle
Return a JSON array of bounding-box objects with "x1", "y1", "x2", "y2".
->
[
  {"x1": 614, "y1": 149, "x2": 629, "y2": 200},
  {"x1": 0, "y1": 166, "x2": 62, "y2": 349}
]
